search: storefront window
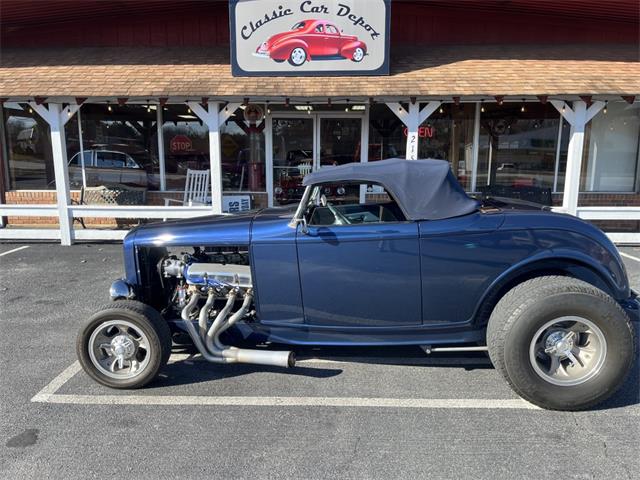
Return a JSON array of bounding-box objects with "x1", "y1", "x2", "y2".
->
[
  {"x1": 477, "y1": 103, "x2": 561, "y2": 202},
  {"x1": 157, "y1": 104, "x2": 209, "y2": 192},
  {"x1": 2, "y1": 102, "x2": 54, "y2": 189},
  {"x1": 368, "y1": 103, "x2": 405, "y2": 161},
  {"x1": 220, "y1": 105, "x2": 267, "y2": 209},
  {"x1": 419, "y1": 104, "x2": 475, "y2": 190},
  {"x1": 554, "y1": 119, "x2": 570, "y2": 193},
  {"x1": 369, "y1": 104, "x2": 474, "y2": 190},
  {"x1": 64, "y1": 113, "x2": 82, "y2": 180},
  {"x1": 72, "y1": 104, "x2": 160, "y2": 192},
  {"x1": 581, "y1": 101, "x2": 640, "y2": 192}
]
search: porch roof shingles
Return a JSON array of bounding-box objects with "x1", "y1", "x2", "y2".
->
[{"x1": 0, "y1": 45, "x2": 638, "y2": 98}]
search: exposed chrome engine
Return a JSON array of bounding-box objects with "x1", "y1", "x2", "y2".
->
[
  {"x1": 161, "y1": 252, "x2": 294, "y2": 368},
  {"x1": 163, "y1": 258, "x2": 252, "y2": 291}
]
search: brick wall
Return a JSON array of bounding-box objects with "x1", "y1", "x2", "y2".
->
[
  {"x1": 551, "y1": 192, "x2": 640, "y2": 207},
  {"x1": 6, "y1": 190, "x2": 63, "y2": 226},
  {"x1": 552, "y1": 192, "x2": 640, "y2": 232}
]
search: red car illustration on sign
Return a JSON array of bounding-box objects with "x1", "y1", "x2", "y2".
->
[{"x1": 255, "y1": 19, "x2": 367, "y2": 66}]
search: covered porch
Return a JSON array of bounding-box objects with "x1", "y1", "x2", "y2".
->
[{"x1": 1, "y1": 44, "x2": 639, "y2": 244}]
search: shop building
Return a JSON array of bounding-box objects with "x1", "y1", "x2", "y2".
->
[{"x1": 0, "y1": 0, "x2": 638, "y2": 244}]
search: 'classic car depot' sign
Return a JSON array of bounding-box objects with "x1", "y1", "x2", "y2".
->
[{"x1": 229, "y1": 0, "x2": 391, "y2": 76}]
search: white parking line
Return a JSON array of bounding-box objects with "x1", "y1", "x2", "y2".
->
[
  {"x1": 0, "y1": 245, "x2": 29, "y2": 257},
  {"x1": 31, "y1": 360, "x2": 538, "y2": 410},
  {"x1": 31, "y1": 361, "x2": 83, "y2": 403},
  {"x1": 37, "y1": 393, "x2": 538, "y2": 409},
  {"x1": 620, "y1": 251, "x2": 640, "y2": 263}
]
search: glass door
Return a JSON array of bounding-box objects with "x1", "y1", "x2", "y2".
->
[
  {"x1": 317, "y1": 117, "x2": 363, "y2": 168},
  {"x1": 271, "y1": 116, "x2": 314, "y2": 205},
  {"x1": 317, "y1": 115, "x2": 363, "y2": 204},
  {"x1": 269, "y1": 113, "x2": 363, "y2": 206}
]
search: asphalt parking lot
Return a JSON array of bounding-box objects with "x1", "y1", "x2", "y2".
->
[{"x1": 1, "y1": 243, "x2": 639, "y2": 479}]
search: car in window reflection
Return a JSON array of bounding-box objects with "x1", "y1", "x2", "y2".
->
[
  {"x1": 255, "y1": 19, "x2": 367, "y2": 67},
  {"x1": 67, "y1": 149, "x2": 152, "y2": 188},
  {"x1": 16, "y1": 127, "x2": 39, "y2": 154}
]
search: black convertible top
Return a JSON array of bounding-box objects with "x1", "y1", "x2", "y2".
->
[{"x1": 302, "y1": 158, "x2": 480, "y2": 221}]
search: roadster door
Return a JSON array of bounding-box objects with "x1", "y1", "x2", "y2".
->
[{"x1": 295, "y1": 188, "x2": 422, "y2": 327}]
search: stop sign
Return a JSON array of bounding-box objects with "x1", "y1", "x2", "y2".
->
[{"x1": 170, "y1": 135, "x2": 193, "y2": 153}]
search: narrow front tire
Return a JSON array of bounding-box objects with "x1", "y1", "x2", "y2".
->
[
  {"x1": 288, "y1": 47, "x2": 307, "y2": 66},
  {"x1": 76, "y1": 300, "x2": 172, "y2": 389}
]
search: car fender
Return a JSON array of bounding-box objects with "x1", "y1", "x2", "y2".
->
[
  {"x1": 270, "y1": 39, "x2": 310, "y2": 61},
  {"x1": 549, "y1": 246, "x2": 628, "y2": 297},
  {"x1": 339, "y1": 41, "x2": 367, "y2": 58},
  {"x1": 471, "y1": 246, "x2": 629, "y2": 325}
]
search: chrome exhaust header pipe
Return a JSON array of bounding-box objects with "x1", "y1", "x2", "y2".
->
[
  {"x1": 181, "y1": 289, "x2": 295, "y2": 368},
  {"x1": 229, "y1": 348, "x2": 295, "y2": 368}
]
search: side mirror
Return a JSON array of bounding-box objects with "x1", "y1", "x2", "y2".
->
[{"x1": 298, "y1": 216, "x2": 309, "y2": 235}]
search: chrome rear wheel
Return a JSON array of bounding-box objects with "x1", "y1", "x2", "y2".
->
[
  {"x1": 529, "y1": 316, "x2": 607, "y2": 386},
  {"x1": 487, "y1": 276, "x2": 635, "y2": 410}
]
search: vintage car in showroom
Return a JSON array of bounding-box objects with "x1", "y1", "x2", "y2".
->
[
  {"x1": 254, "y1": 19, "x2": 367, "y2": 66},
  {"x1": 76, "y1": 158, "x2": 638, "y2": 410}
]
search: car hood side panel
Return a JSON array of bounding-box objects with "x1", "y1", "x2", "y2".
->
[{"x1": 127, "y1": 213, "x2": 255, "y2": 248}]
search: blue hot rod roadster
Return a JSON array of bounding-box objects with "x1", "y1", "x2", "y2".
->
[{"x1": 77, "y1": 158, "x2": 638, "y2": 410}]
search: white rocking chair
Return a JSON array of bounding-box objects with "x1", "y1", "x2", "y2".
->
[{"x1": 164, "y1": 169, "x2": 210, "y2": 207}]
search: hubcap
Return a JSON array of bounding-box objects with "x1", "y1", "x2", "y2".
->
[
  {"x1": 88, "y1": 320, "x2": 151, "y2": 379},
  {"x1": 529, "y1": 316, "x2": 607, "y2": 386},
  {"x1": 111, "y1": 334, "x2": 136, "y2": 359},
  {"x1": 291, "y1": 48, "x2": 306, "y2": 65},
  {"x1": 353, "y1": 48, "x2": 364, "y2": 61}
]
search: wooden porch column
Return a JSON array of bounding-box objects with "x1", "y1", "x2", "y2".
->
[
  {"x1": 386, "y1": 101, "x2": 441, "y2": 159},
  {"x1": 551, "y1": 100, "x2": 604, "y2": 216},
  {"x1": 187, "y1": 101, "x2": 241, "y2": 214},
  {"x1": 28, "y1": 101, "x2": 80, "y2": 245}
]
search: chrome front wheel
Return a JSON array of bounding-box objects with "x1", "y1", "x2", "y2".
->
[
  {"x1": 88, "y1": 320, "x2": 152, "y2": 379},
  {"x1": 289, "y1": 47, "x2": 307, "y2": 66},
  {"x1": 529, "y1": 316, "x2": 607, "y2": 386}
]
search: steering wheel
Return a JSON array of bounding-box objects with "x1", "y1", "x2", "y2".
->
[{"x1": 320, "y1": 194, "x2": 349, "y2": 225}]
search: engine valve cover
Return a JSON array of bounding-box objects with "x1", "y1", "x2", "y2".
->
[{"x1": 185, "y1": 263, "x2": 252, "y2": 289}]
